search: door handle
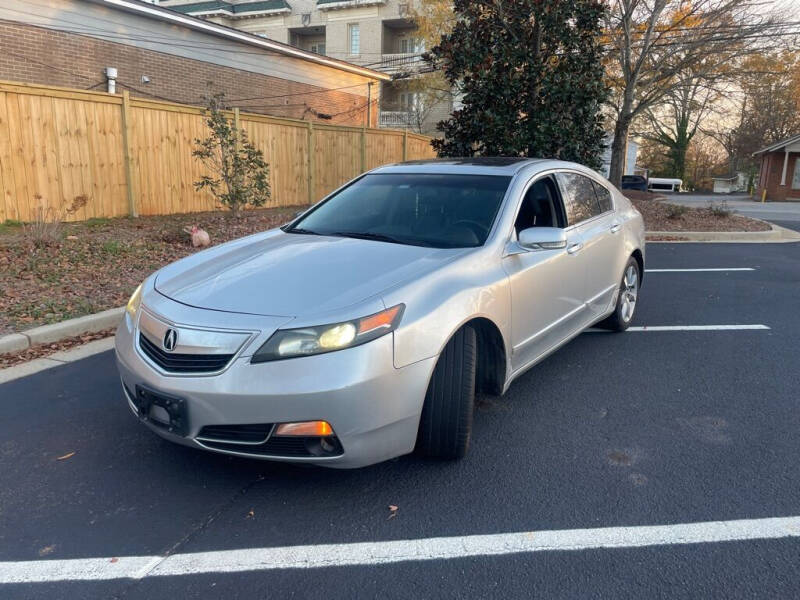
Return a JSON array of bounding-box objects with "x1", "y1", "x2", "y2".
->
[
  {"x1": 567, "y1": 242, "x2": 583, "y2": 255},
  {"x1": 610, "y1": 222, "x2": 622, "y2": 234}
]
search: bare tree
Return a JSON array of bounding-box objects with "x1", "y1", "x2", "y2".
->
[
  {"x1": 604, "y1": 0, "x2": 779, "y2": 186},
  {"x1": 639, "y1": 74, "x2": 719, "y2": 180},
  {"x1": 705, "y1": 49, "x2": 800, "y2": 175}
]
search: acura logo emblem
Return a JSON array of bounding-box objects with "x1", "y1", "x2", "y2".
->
[{"x1": 163, "y1": 329, "x2": 178, "y2": 352}]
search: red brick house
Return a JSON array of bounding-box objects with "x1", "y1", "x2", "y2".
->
[{"x1": 754, "y1": 134, "x2": 800, "y2": 202}]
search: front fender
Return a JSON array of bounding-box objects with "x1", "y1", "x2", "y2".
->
[{"x1": 382, "y1": 253, "x2": 511, "y2": 369}]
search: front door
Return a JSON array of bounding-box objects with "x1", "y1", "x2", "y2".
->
[{"x1": 502, "y1": 175, "x2": 588, "y2": 372}]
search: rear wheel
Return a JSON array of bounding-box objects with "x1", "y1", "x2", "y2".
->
[
  {"x1": 416, "y1": 326, "x2": 477, "y2": 459},
  {"x1": 598, "y1": 257, "x2": 640, "y2": 331}
]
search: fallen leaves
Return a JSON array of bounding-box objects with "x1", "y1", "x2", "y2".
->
[
  {"x1": 388, "y1": 505, "x2": 398, "y2": 519},
  {"x1": 0, "y1": 329, "x2": 114, "y2": 368},
  {"x1": 0, "y1": 206, "x2": 300, "y2": 336},
  {"x1": 38, "y1": 545, "x2": 56, "y2": 557},
  {"x1": 56, "y1": 451, "x2": 76, "y2": 461},
  {"x1": 246, "y1": 509, "x2": 255, "y2": 519}
]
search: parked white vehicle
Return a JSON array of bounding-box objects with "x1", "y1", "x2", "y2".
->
[
  {"x1": 648, "y1": 177, "x2": 682, "y2": 193},
  {"x1": 116, "y1": 158, "x2": 646, "y2": 468}
]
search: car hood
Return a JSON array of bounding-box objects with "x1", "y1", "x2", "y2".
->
[{"x1": 155, "y1": 230, "x2": 464, "y2": 317}]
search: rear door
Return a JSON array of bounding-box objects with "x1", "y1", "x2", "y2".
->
[
  {"x1": 556, "y1": 172, "x2": 622, "y2": 319},
  {"x1": 583, "y1": 180, "x2": 626, "y2": 317}
]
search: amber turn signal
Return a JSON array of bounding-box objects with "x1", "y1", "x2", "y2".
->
[{"x1": 274, "y1": 421, "x2": 334, "y2": 437}]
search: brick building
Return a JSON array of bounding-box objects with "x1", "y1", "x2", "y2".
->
[
  {"x1": 754, "y1": 134, "x2": 800, "y2": 202},
  {"x1": 0, "y1": 0, "x2": 388, "y2": 126}
]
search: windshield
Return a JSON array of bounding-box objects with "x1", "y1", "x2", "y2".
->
[{"x1": 287, "y1": 173, "x2": 512, "y2": 249}]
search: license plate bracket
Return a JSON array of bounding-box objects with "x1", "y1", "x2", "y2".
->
[{"x1": 133, "y1": 385, "x2": 189, "y2": 437}]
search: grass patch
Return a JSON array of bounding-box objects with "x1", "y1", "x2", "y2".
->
[{"x1": 0, "y1": 219, "x2": 23, "y2": 234}]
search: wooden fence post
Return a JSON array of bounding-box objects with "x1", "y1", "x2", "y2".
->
[
  {"x1": 120, "y1": 90, "x2": 137, "y2": 217},
  {"x1": 361, "y1": 127, "x2": 367, "y2": 173},
  {"x1": 233, "y1": 107, "x2": 241, "y2": 151},
  {"x1": 307, "y1": 121, "x2": 315, "y2": 205},
  {"x1": 402, "y1": 128, "x2": 408, "y2": 161}
]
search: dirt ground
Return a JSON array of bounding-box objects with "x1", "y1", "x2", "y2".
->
[
  {"x1": 624, "y1": 191, "x2": 770, "y2": 233},
  {"x1": 0, "y1": 207, "x2": 300, "y2": 335}
]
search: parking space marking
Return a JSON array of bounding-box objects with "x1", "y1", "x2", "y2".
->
[
  {"x1": 2, "y1": 516, "x2": 800, "y2": 584},
  {"x1": 646, "y1": 268, "x2": 755, "y2": 272},
  {"x1": 627, "y1": 325, "x2": 770, "y2": 332},
  {"x1": 585, "y1": 324, "x2": 770, "y2": 333}
]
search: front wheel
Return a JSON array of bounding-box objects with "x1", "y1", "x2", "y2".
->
[
  {"x1": 416, "y1": 326, "x2": 477, "y2": 459},
  {"x1": 598, "y1": 257, "x2": 640, "y2": 331}
]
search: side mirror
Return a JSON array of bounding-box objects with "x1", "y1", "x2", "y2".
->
[{"x1": 517, "y1": 227, "x2": 567, "y2": 251}]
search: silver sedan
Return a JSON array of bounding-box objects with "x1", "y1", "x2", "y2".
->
[{"x1": 115, "y1": 158, "x2": 645, "y2": 468}]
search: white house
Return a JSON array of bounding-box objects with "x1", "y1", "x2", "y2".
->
[{"x1": 600, "y1": 136, "x2": 639, "y2": 178}]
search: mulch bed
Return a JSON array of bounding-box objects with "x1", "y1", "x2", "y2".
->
[
  {"x1": 0, "y1": 329, "x2": 115, "y2": 369},
  {"x1": 626, "y1": 192, "x2": 771, "y2": 233},
  {"x1": 0, "y1": 206, "x2": 301, "y2": 336}
]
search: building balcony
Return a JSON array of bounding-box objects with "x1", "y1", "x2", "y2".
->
[
  {"x1": 379, "y1": 110, "x2": 415, "y2": 128},
  {"x1": 379, "y1": 53, "x2": 424, "y2": 74}
]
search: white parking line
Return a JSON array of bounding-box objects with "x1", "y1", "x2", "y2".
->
[
  {"x1": 2, "y1": 516, "x2": 799, "y2": 584},
  {"x1": 646, "y1": 268, "x2": 755, "y2": 272},
  {"x1": 627, "y1": 325, "x2": 770, "y2": 332}
]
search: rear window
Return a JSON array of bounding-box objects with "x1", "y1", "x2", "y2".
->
[
  {"x1": 289, "y1": 173, "x2": 512, "y2": 248},
  {"x1": 592, "y1": 181, "x2": 613, "y2": 213},
  {"x1": 556, "y1": 172, "x2": 602, "y2": 225}
]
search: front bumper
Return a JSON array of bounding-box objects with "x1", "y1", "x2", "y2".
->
[{"x1": 115, "y1": 299, "x2": 436, "y2": 469}]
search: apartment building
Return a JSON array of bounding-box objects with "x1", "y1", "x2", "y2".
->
[{"x1": 158, "y1": 0, "x2": 453, "y2": 133}]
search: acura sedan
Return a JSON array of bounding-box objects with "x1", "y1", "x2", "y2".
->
[{"x1": 116, "y1": 158, "x2": 645, "y2": 468}]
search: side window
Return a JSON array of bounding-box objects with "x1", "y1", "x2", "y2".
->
[
  {"x1": 592, "y1": 181, "x2": 613, "y2": 213},
  {"x1": 556, "y1": 172, "x2": 602, "y2": 225},
  {"x1": 514, "y1": 176, "x2": 566, "y2": 234}
]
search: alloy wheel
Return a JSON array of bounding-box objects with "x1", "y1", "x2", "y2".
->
[{"x1": 621, "y1": 265, "x2": 638, "y2": 322}]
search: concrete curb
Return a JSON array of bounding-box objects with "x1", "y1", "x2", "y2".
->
[
  {"x1": 0, "y1": 337, "x2": 116, "y2": 384},
  {"x1": 647, "y1": 221, "x2": 800, "y2": 243},
  {"x1": 0, "y1": 306, "x2": 124, "y2": 356}
]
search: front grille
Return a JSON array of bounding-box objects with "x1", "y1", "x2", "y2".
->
[
  {"x1": 139, "y1": 333, "x2": 234, "y2": 374},
  {"x1": 197, "y1": 424, "x2": 274, "y2": 444}
]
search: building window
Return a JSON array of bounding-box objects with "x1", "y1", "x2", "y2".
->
[
  {"x1": 310, "y1": 42, "x2": 326, "y2": 55},
  {"x1": 399, "y1": 92, "x2": 421, "y2": 112},
  {"x1": 399, "y1": 37, "x2": 422, "y2": 54},
  {"x1": 793, "y1": 157, "x2": 800, "y2": 189},
  {"x1": 348, "y1": 24, "x2": 360, "y2": 55}
]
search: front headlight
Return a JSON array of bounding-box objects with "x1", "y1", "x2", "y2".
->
[
  {"x1": 126, "y1": 284, "x2": 143, "y2": 320},
  {"x1": 251, "y1": 304, "x2": 404, "y2": 363}
]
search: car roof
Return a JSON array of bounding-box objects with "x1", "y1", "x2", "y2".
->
[{"x1": 372, "y1": 157, "x2": 549, "y2": 176}]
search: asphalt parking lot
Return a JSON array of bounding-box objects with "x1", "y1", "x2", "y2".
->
[{"x1": 1, "y1": 241, "x2": 799, "y2": 599}]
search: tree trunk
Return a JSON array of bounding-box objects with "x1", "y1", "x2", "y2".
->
[{"x1": 608, "y1": 117, "x2": 630, "y2": 187}]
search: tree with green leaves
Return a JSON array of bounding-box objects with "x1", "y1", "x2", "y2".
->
[
  {"x1": 428, "y1": 0, "x2": 608, "y2": 168},
  {"x1": 193, "y1": 93, "x2": 271, "y2": 218}
]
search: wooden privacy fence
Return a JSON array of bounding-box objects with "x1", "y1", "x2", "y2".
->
[{"x1": 0, "y1": 80, "x2": 437, "y2": 223}]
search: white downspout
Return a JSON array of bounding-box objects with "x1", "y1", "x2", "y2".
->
[
  {"x1": 780, "y1": 149, "x2": 789, "y2": 186},
  {"x1": 105, "y1": 67, "x2": 118, "y2": 94}
]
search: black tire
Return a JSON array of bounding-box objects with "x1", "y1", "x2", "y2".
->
[
  {"x1": 598, "y1": 256, "x2": 640, "y2": 332},
  {"x1": 416, "y1": 326, "x2": 477, "y2": 459}
]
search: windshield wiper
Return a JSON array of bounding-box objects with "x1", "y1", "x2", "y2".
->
[
  {"x1": 285, "y1": 226, "x2": 322, "y2": 236},
  {"x1": 327, "y1": 231, "x2": 433, "y2": 247}
]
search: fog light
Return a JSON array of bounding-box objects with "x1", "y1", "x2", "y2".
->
[{"x1": 274, "y1": 421, "x2": 333, "y2": 437}]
